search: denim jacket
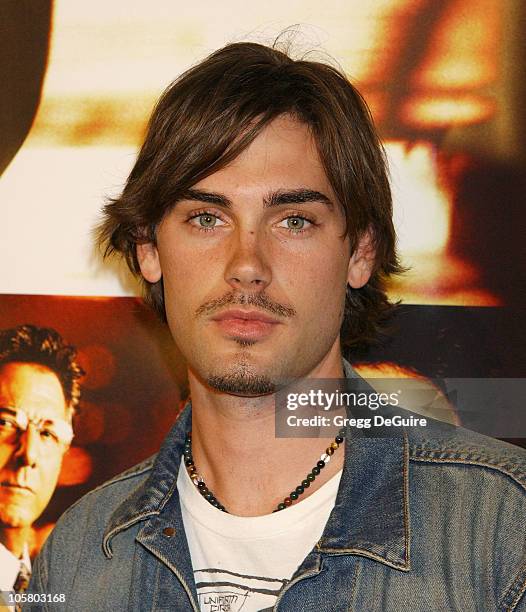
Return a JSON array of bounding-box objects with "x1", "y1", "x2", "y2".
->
[{"x1": 27, "y1": 368, "x2": 526, "y2": 611}]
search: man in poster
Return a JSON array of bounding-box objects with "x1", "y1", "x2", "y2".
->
[
  {"x1": 0, "y1": 325, "x2": 81, "y2": 603},
  {"x1": 28, "y1": 43, "x2": 526, "y2": 610}
]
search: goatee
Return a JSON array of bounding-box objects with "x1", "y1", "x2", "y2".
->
[{"x1": 207, "y1": 365, "x2": 275, "y2": 396}]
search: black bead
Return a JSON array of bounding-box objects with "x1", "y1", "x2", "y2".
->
[
  {"x1": 335, "y1": 435, "x2": 344, "y2": 444},
  {"x1": 296, "y1": 485, "x2": 304, "y2": 495},
  {"x1": 317, "y1": 460, "x2": 325, "y2": 469},
  {"x1": 204, "y1": 491, "x2": 213, "y2": 501},
  {"x1": 277, "y1": 503, "x2": 286, "y2": 511},
  {"x1": 312, "y1": 466, "x2": 321, "y2": 475},
  {"x1": 290, "y1": 491, "x2": 299, "y2": 500},
  {"x1": 185, "y1": 459, "x2": 194, "y2": 467},
  {"x1": 307, "y1": 473, "x2": 315, "y2": 482},
  {"x1": 338, "y1": 427, "x2": 346, "y2": 435},
  {"x1": 302, "y1": 479, "x2": 311, "y2": 488},
  {"x1": 197, "y1": 482, "x2": 206, "y2": 490}
]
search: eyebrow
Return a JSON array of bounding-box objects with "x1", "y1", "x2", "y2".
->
[
  {"x1": 181, "y1": 188, "x2": 334, "y2": 211},
  {"x1": 0, "y1": 407, "x2": 62, "y2": 424}
]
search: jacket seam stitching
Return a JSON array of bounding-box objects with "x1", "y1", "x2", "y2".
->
[
  {"x1": 402, "y1": 432, "x2": 411, "y2": 569},
  {"x1": 347, "y1": 562, "x2": 358, "y2": 607},
  {"x1": 316, "y1": 547, "x2": 409, "y2": 571},
  {"x1": 411, "y1": 446, "x2": 525, "y2": 470},
  {"x1": 498, "y1": 561, "x2": 526, "y2": 611},
  {"x1": 103, "y1": 476, "x2": 180, "y2": 556},
  {"x1": 410, "y1": 454, "x2": 526, "y2": 493},
  {"x1": 103, "y1": 511, "x2": 159, "y2": 557},
  {"x1": 510, "y1": 579, "x2": 526, "y2": 611}
]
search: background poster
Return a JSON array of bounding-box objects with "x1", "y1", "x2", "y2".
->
[{"x1": 1, "y1": 0, "x2": 525, "y2": 554}]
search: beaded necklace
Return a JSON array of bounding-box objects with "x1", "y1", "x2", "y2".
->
[{"x1": 183, "y1": 428, "x2": 346, "y2": 513}]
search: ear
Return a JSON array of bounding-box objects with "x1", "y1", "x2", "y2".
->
[
  {"x1": 136, "y1": 242, "x2": 162, "y2": 283},
  {"x1": 347, "y1": 230, "x2": 376, "y2": 289}
]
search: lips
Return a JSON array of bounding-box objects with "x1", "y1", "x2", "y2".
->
[
  {"x1": 212, "y1": 309, "x2": 280, "y2": 324},
  {"x1": 211, "y1": 309, "x2": 281, "y2": 340},
  {"x1": 1, "y1": 481, "x2": 35, "y2": 495}
]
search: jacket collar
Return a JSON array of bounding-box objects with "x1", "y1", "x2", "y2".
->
[
  {"x1": 316, "y1": 429, "x2": 410, "y2": 570},
  {"x1": 321, "y1": 359, "x2": 411, "y2": 570},
  {"x1": 103, "y1": 360, "x2": 410, "y2": 571},
  {"x1": 102, "y1": 405, "x2": 191, "y2": 557}
]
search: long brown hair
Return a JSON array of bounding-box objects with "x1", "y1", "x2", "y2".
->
[{"x1": 98, "y1": 42, "x2": 403, "y2": 351}]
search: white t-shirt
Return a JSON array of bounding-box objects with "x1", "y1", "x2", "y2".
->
[{"x1": 177, "y1": 460, "x2": 342, "y2": 612}]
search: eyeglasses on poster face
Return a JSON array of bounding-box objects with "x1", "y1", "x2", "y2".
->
[{"x1": 0, "y1": 407, "x2": 73, "y2": 449}]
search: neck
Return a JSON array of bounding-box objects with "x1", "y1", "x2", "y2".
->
[
  {"x1": 0, "y1": 526, "x2": 32, "y2": 559},
  {"x1": 186, "y1": 344, "x2": 347, "y2": 516}
]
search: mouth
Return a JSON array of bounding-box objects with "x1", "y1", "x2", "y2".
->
[
  {"x1": 211, "y1": 309, "x2": 282, "y2": 340},
  {"x1": 0, "y1": 482, "x2": 35, "y2": 495}
]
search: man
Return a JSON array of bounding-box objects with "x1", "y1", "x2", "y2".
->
[
  {"x1": 29, "y1": 43, "x2": 526, "y2": 611},
  {"x1": 0, "y1": 325, "x2": 81, "y2": 601}
]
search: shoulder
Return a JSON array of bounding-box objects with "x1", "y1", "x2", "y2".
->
[
  {"x1": 29, "y1": 455, "x2": 158, "y2": 595},
  {"x1": 39, "y1": 455, "x2": 156, "y2": 561},
  {"x1": 61, "y1": 454, "x2": 157, "y2": 521},
  {"x1": 404, "y1": 421, "x2": 526, "y2": 608},
  {"x1": 406, "y1": 417, "x2": 526, "y2": 493},
  {"x1": 76, "y1": 454, "x2": 157, "y2": 500}
]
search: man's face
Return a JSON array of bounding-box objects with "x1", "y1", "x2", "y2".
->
[
  {"x1": 0, "y1": 362, "x2": 69, "y2": 529},
  {"x1": 138, "y1": 115, "x2": 374, "y2": 394}
]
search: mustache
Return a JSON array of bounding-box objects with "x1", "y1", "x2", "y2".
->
[{"x1": 195, "y1": 292, "x2": 296, "y2": 318}]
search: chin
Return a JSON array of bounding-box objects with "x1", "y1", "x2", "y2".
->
[
  {"x1": 206, "y1": 365, "x2": 276, "y2": 396},
  {"x1": 203, "y1": 353, "x2": 277, "y2": 396},
  {"x1": 206, "y1": 372, "x2": 276, "y2": 396},
  {"x1": 0, "y1": 508, "x2": 34, "y2": 529}
]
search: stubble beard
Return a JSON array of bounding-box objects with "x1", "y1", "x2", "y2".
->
[{"x1": 206, "y1": 340, "x2": 276, "y2": 396}]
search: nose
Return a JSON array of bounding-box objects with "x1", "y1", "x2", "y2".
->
[
  {"x1": 224, "y1": 229, "x2": 271, "y2": 292},
  {"x1": 14, "y1": 427, "x2": 39, "y2": 468}
]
